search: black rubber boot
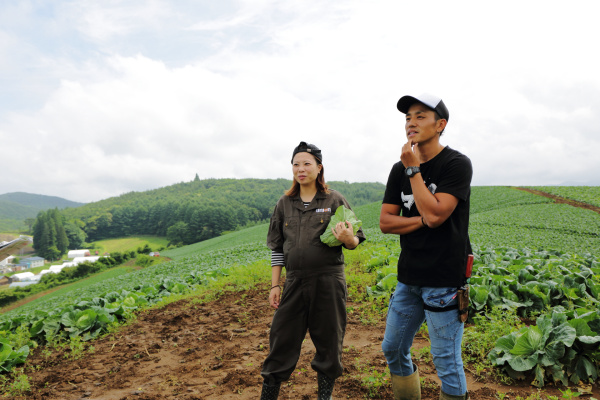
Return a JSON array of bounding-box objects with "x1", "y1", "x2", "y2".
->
[
  {"x1": 260, "y1": 381, "x2": 280, "y2": 400},
  {"x1": 317, "y1": 373, "x2": 336, "y2": 400}
]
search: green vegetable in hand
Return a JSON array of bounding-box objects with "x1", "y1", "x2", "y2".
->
[{"x1": 320, "y1": 205, "x2": 362, "y2": 247}]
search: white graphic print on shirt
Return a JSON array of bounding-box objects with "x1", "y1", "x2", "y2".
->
[{"x1": 401, "y1": 183, "x2": 438, "y2": 210}]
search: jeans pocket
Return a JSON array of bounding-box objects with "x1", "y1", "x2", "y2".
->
[
  {"x1": 423, "y1": 287, "x2": 457, "y2": 309},
  {"x1": 423, "y1": 287, "x2": 460, "y2": 340}
]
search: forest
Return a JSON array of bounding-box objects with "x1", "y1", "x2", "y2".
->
[{"x1": 31, "y1": 178, "x2": 385, "y2": 259}]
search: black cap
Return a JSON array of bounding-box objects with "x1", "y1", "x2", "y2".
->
[
  {"x1": 397, "y1": 93, "x2": 449, "y2": 121},
  {"x1": 291, "y1": 141, "x2": 322, "y2": 164}
]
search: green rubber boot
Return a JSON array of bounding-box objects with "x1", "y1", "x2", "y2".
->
[
  {"x1": 439, "y1": 390, "x2": 469, "y2": 400},
  {"x1": 390, "y1": 364, "x2": 421, "y2": 400}
]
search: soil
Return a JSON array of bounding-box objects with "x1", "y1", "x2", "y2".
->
[{"x1": 12, "y1": 282, "x2": 600, "y2": 400}]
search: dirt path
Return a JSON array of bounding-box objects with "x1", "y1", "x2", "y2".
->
[
  {"x1": 13, "y1": 282, "x2": 597, "y2": 400},
  {"x1": 515, "y1": 187, "x2": 600, "y2": 214}
]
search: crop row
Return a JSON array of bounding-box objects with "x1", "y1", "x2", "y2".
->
[
  {"x1": 470, "y1": 205, "x2": 600, "y2": 256},
  {"x1": 470, "y1": 186, "x2": 553, "y2": 214},
  {"x1": 3, "y1": 243, "x2": 268, "y2": 319},
  {"x1": 526, "y1": 186, "x2": 600, "y2": 208}
]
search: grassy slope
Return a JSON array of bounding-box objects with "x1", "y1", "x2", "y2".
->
[
  {"x1": 162, "y1": 201, "x2": 386, "y2": 261},
  {"x1": 162, "y1": 224, "x2": 269, "y2": 259},
  {"x1": 89, "y1": 236, "x2": 169, "y2": 254},
  {"x1": 525, "y1": 186, "x2": 600, "y2": 208},
  {"x1": 0, "y1": 266, "x2": 137, "y2": 313},
  {"x1": 0, "y1": 220, "x2": 27, "y2": 234},
  {"x1": 470, "y1": 187, "x2": 600, "y2": 255}
]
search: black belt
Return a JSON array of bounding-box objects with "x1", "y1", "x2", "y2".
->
[{"x1": 423, "y1": 303, "x2": 458, "y2": 312}]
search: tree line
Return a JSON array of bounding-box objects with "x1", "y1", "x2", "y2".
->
[
  {"x1": 32, "y1": 209, "x2": 85, "y2": 260},
  {"x1": 32, "y1": 178, "x2": 385, "y2": 256}
]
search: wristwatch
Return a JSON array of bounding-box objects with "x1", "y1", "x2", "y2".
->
[{"x1": 405, "y1": 166, "x2": 421, "y2": 178}]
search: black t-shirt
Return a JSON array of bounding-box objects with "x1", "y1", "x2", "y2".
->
[{"x1": 382, "y1": 146, "x2": 472, "y2": 287}]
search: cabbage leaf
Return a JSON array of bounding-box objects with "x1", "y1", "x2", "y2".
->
[{"x1": 320, "y1": 205, "x2": 362, "y2": 247}]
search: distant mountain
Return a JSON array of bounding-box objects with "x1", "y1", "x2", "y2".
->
[
  {"x1": 0, "y1": 192, "x2": 84, "y2": 221},
  {"x1": 556, "y1": 180, "x2": 600, "y2": 186},
  {"x1": 0, "y1": 192, "x2": 84, "y2": 209}
]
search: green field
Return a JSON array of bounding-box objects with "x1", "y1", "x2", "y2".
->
[
  {"x1": 162, "y1": 224, "x2": 269, "y2": 259},
  {"x1": 0, "y1": 221, "x2": 27, "y2": 234},
  {"x1": 3, "y1": 266, "x2": 138, "y2": 312},
  {"x1": 0, "y1": 235, "x2": 168, "y2": 262},
  {"x1": 1, "y1": 186, "x2": 600, "y2": 390},
  {"x1": 88, "y1": 235, "x2": 168, "y2": 254}
]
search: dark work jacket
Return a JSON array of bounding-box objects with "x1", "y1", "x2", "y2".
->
[{"x1": 266, "y1": 189, "x2": 366, "y2": 271}]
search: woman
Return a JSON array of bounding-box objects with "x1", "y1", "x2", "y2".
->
[{"x1": 260, "y1": 141, "x2": 366, "y2": 400}]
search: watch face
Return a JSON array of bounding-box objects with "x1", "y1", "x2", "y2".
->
[{"x1": 406, "y1": 166, "x2": 418, "y2": 177}]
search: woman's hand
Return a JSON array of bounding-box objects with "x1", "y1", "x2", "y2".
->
[
  {"x1": 269, "y1": 286, "x2": 281, "y2": 309},
  {"x1": 332, "y1": 221, "x2": 358, "y2": 249}
]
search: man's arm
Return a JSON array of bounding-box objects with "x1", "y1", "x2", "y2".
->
[
  {"x1": 379, "y1": 179, "x2": 459, "y2": 234},
  {"x1": 409, "y1": 173, "x2": 459, "y2": 228},
  {"x1": 379, "y1": 203, "x2": 425, "y2": 235},
  {"x1": 400, "y1": 141, "x2": 460, "y2": 228}
]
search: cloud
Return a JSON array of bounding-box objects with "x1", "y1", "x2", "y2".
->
[
  {"x1": 61, "y1": 0, "x2": 174, "y2": 42},
  {"x1": 1, "y1": 0, "x2": 600, "y2": 203}
]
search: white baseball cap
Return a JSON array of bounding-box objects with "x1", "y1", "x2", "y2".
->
[{"x1": 397, "y1": 93, "x2": 449, "y2": 121}]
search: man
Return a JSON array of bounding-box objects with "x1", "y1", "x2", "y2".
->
[{"x1": 379, "y1": 93, "x2": 472, "y2": 400}]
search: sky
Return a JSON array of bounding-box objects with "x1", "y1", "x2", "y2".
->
[{"x1": 1, "y1": 0, "x2": 599, "y2": 203}]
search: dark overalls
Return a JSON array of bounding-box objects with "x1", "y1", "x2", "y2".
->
[{"x1": 261, "y1": 190, "x2": 366, "y2": 385}]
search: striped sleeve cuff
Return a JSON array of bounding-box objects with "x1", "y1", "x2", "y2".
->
[{"x1": 271, "y1": 251, "x2": 284, "y2": 267}]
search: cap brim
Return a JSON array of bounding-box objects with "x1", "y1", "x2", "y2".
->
[{"x1": 397, "y1": 96, "x2": 421, "y2": 114}]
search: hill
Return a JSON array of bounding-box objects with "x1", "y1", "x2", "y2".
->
[
  {"x1": 0, "y1": 192, "x2": 84, "y2": 232},
  {"x1": 0, "y1": 192, "x2": 84, "y2": 211},
  {"x1": 0, "y1": 192, "x2": 84, "y2": 221},
  {"x1": 58, "y1": 178, "x2": 385, "y2": 243}
]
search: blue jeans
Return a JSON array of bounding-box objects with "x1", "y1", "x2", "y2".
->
[{"x1": 382, "y1": 282, "x2": 467, "y2": 396}]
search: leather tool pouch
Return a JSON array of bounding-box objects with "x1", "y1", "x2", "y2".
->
[{"x1": 458, "y1": 285, "x2": 469, "y2": 323}]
